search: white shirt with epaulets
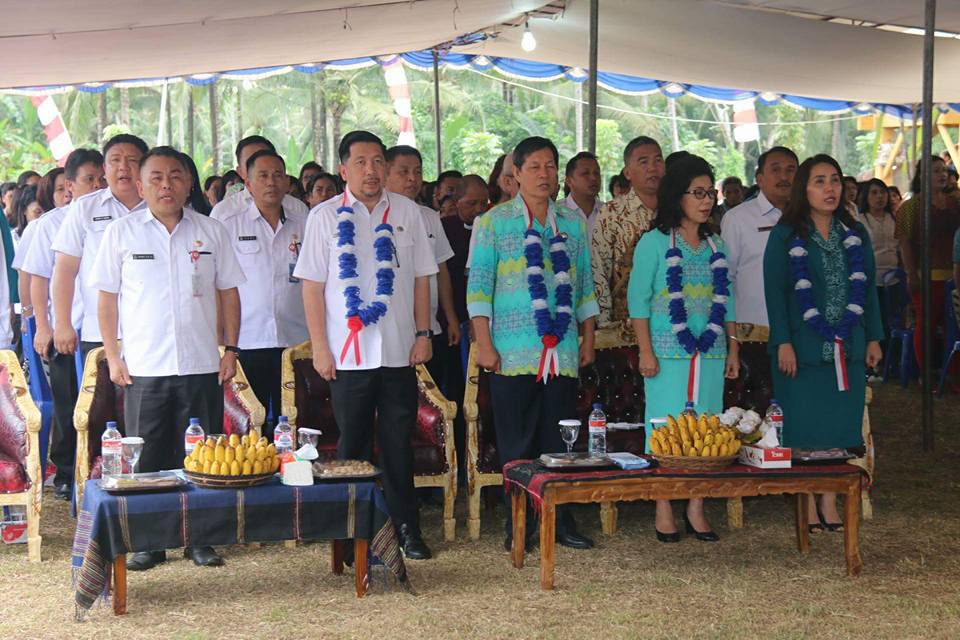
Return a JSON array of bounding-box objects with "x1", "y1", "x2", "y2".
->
[
  {"x1": 294, "y1": 189, "x2": 438, "y2": 370},
  {"x1": 20, "y1": 205, "x2": 83, "y2": 329},
  {"x1": 218, "y1": 200, "x2": 308, "y2": 350},
  {"x1": 90, "y1": 208, "x2": 246, "y2": 377},
  {"x1": 51, "y1": 188, "x2": 146, "y2": 341},
  {"x1": 210, "y1": 187, "x2": 307, "y2": 222}
]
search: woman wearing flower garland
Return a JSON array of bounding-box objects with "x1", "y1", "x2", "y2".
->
[
  {"x1": 763, "y1": 154, "x2": 883, "y2": 531},
  {"x1": 628, "y1": 155, "x2": 739, "y2": 543}
]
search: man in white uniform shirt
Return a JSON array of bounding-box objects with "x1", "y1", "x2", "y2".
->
[
  {"x1": 23, "y1": 148, "x2": 104, "y2": 500},
  {"x1": 295, "y1": 131, "x2": 436, "y2": 560},
  {"x1": 384, "y1": 145, "x2": 460, "y2": 387},
  {"x1": 92, "y1": 146, "x2": 245, "y2": 571},
  {"x1": 560, "y1": 151, "x2": 602, "y2": 242},
  {"x1": 210, "y1": 135, "x2": 308, "y2": 223},
  {"x1": 218, "y1": 149, "x2": 307, "y2": 435},
  {"x1": 720, "y1": 146, "x2": 798, "y2": 377},
  {"x1": 52, "y1": 134, "x2": 148, "y2": 364}
]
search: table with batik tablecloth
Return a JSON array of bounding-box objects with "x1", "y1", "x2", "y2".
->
[{"x1": 72, "y1": 475, "x2": 407, "y2": 617}]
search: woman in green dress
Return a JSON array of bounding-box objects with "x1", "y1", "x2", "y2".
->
[
  {"x1": 628, "y1": 155, "x2": 739, "y2": 543},
  {"x1": 763, "y1": 154, "x2": 883, "y2": 531}
]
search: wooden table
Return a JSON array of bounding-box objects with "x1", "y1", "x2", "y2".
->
[
  {"x1": 111, "y1": 539, "x2": 369, "y2": 615},
  {"x1": 507, "y1": 462, "x2": 864, "y2": 590}
]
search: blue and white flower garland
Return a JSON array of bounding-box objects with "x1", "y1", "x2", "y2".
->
[
  {"x1": 788, "y1": 222, "x2": 867, "y2": 391},
  {"x1": 336, "y1": 192, "x2": 395, "y2": 365},
  {"x1": 665, "y1": 230, "x2": 730, "y2": 404},
  {"x1": 523, "y1": 202, "x2": 573, "y2": 383}
]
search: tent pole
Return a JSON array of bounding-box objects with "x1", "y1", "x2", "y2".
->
[
  {"x1": 432, "y1": 49, "x2": 442, "y2": 176},
  {"x1": 587, "y1": 0, "x2": 598, "y2": 154},
  {"x1": 920, "y1": 0, "x2": 936, "y2": 452}
]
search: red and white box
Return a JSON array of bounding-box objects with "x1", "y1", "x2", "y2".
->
[{"x1": 739, "y1": 444, "x2": 792, "y2": 469}]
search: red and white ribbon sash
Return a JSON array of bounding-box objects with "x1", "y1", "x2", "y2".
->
[
  {"x1": 686, "y1": 351, "x2": 702, "y2": 405},
  {"x1": 536, "y1": 335, "x2": 561, "y2": 384},
  {"x1": 833, "y1": 338, "x2": 850, "y2": 391}
]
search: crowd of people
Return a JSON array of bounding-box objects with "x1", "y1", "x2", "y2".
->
[{"x1": 0, "y1": 125, "x2": 955, "y2": 568}]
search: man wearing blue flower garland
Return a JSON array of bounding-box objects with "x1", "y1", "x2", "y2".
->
[
  {"x1": 295, "y1": 130, "x2": 436, "y2": 560},
  {"x1": 468, "y1": 137, "x2": 599, "y2": 551}
]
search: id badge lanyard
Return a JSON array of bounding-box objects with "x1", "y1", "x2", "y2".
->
[
  {"x1": 190, "y1": 240, "x2": 204, "y2": 297},
  {"x1": 288, "y1": 234, "x2": 301, "y2": 283}
]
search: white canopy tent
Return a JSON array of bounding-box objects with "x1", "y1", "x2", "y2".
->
[{"x1": 459, "y1": 0, "x2": 960, "y2": 106}]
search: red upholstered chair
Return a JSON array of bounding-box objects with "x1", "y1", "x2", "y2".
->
[
  {"x1": 0, "y1": 350, "x2": 42, "y2": 562},
  {"x1": 280, "y1": 341, "x2": 458, "y2": 541},
  {"x1": 74, "y1": 347, "x2": 265, "y2": 508},
  {"x1": 464, "y1": 330, "x2": 647, "y2": 539}
]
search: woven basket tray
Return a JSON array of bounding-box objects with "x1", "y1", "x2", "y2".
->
[
  {"x1": 183, "y1": 470, "x2": 275, "y2": 489},
  {"x1": 653, "y1": 454, "x2": 738, "y2": 470}
]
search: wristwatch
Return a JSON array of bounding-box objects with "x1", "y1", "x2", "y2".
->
[
  {"x1": 415, "y1": 330, "x2": 433, "y2": 339},
  {"x1": 224, "y1": 345, "x2": 241, "y2": 355}
]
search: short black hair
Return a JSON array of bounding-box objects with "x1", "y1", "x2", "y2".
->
[
  {"x1": 13, "y1": 184, "x2": 39, "y2": 235},
  {"x1": 0, "y1": 182, "x2": 15, "y2": 198},
  {"x1": 203, "y1": 175, "x2": 221, "y2": 191},
  {"x1": 756, "y1": 146, "x2": 798, "y2": 175},
  {"x1": 454, "y1": 174, "x2": 488, "y2": 200},
  {"x1": 653, "y1": 155, "x2": 716, "y2": 239},
  {"x1": 103, "y1": 133, "x2": 148, "y2": 158},
  {"x1": 512, "y1": 136, "x2": 559, "y2": 170},
  {"x1": 245, "y1": 149, "x2": 285, "y2": 174},
  {"x1": 138, "y1": 145, "x2": 188, "y2": 172},
  {"x1": 436, "y1": 169, "x2": 463, "y2": 186},
  {"x1": 338, "y1": 130, "x2": 386, "y2": 163},
  {"x1": 665, "y1": 150, "x2": 692, "y2": 170},
  {"x1": 721, "y1": 176, "x2": 743, "y2": 189},
  {"x1": 235, "y1": 135, "x2": 275, "y2": 164},
  {"x1": 385, "y1": 145, "x2": 422, "y2": 166},
  {"x1": 842, "y1": 175, "x2": 858, "y2": 187},
  {"x1": 306, "y1": 171, "x2": 340, "y2": 196},
  {"x1": 623, "y1": 136, "x2": 661, "y2": 165},
  {"x1": 298, "y1": 161, "x2": 323, "y2": 180},
  {"x1": 565, "y1": 151, "x2": 598, "y2": 177},
  {"x1": 64, "y1": 148, "x2": 104, "y2": 181},
  {"x1": 608, "y1": 173, "x2": 629, "y2": 197},
  {"x1": 37, "y1": 167, "x2": 64, "y2": 212}
]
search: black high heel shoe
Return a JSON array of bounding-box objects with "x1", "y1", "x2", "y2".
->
[
  {"x1": 684, "y1": 514, "x2": 719, "y2": 542},
  {"x1": 655, "y1": 529, "x2": 681, "y2": 543},
  {"x1": 817, "y1": 506, "x2": 844, "y2": 532}
]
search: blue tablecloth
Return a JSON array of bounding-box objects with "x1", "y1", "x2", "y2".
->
[{"x1": 71, "y1": 475, "x2": 406, "y2": 611}]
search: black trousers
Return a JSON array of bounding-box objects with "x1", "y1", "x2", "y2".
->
[
  {"x1": 328, "y1": 367, "x2": 418, "y2": 529},
  {"x1": 238, "y1": 347, "x2": 283, "y2": 439},
  {"x1": 47, "y1": 348, "x2": 79, "y2": 486},
  {"x1": 489, "y1": 373, "x2": 579, "y2": 535},
  {"x1": 123, "y1": 373, "x2": 223, "y2": 473}
]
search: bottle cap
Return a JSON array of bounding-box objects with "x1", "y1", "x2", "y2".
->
[
  {"x1": 279, "y1": 415, "x2": 288, "y2": 422},
  {"x1": 189, "y1": 417, "x2": 200, "y2": 425},
  {"x1": 592, "y1": 403, "x2": 602, "y2": 410},
  {"x1": 106, "y1": 421, "x2": 117, "y2": 429}
]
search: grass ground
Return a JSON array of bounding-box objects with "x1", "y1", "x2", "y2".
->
[{"x1": 1, "y1": 383, "x2": 958, "y2": 640}]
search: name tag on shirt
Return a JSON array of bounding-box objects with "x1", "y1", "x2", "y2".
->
[
  {"x1": 238, "y1": 235, "x2": 257, "y2": 241},
  {"x1": 757, "y1": 225, "x2": 774, "y2": 232},
  {"x1": 93, "y1": 215, "x2": 113, "y2": 222},
  {"x1": 132, "y1": 253, "x2": 154, "y2": 260}
]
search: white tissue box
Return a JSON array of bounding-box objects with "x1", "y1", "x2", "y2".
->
[
  {"x1": 739, "y1": 444, "x2": 792, "y2": 469},
  {"x1": 281, "y1": 460, "x2": 314, "y2": 486}
]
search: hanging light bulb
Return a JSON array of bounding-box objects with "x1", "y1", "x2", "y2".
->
[{"x1": 521, "y1": 20, "x2": 537, "y2": 52}]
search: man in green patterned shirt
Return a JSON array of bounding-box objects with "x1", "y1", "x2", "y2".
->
[{"x1": 467, "y1": 137, "x2": 599, "y2": 551}]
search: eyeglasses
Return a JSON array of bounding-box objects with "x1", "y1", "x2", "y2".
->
[{"x1": 684, "y1": 188, "x2": 719, "y2": 201}]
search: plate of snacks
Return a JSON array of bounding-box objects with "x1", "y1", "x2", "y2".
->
[{"x1": 311, "y1": 459, "x2": 381, "y2": 481}]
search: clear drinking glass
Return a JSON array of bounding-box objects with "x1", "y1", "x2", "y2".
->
[
  {"x1": 297, "y1": 427, "x2": 322, "y2": 449},
  {"x1": 558, "y1": 420, "x2": 581, "y2": 457},
  {"x1": 120, "y1": 436, "x2": 144, "y2": 478}
]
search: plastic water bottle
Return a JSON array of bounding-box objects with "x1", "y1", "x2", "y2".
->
[
  {"x1": 681, "y1": 401, "x2": 697, "y2": 420},
  {"x1": 274, "y1": 415, "x2": 294, "y2": 454},
  {"x1": 588, "y1": 403, "x2": 607, "y2": 455},
  {"x1": 765, "y1": 400, "x2": 784, "y2": 445},
  {"x1": 184, "y1": 417, "x2": 205, "y2": 456},
  {"x1": 101, "y1": 421, "x2": 122, "y2": 477}
]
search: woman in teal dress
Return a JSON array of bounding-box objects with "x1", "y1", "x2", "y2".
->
[
  {"x1": 763, "y1": 154, "x2": 883, "y2": 531},
  {"x1": 628, "y1": 155, "x2": 739, "y2": 543}
]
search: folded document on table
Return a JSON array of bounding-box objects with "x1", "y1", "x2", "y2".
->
[{"x1": 606, "y1": 453, "x2": 651, "y2": 470}]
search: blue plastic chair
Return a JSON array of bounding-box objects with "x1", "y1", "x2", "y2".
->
[
  {"x1": 936, "y1": 280, "x2": 959, "y2": 396},
  {"x1": 21, "y1": 316, "x2": 54, "y2": 481},
  {"x1": 879, "y1": 268, "x2": 915, "y2": 387}
]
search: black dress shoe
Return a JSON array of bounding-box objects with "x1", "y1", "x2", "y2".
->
[
  {"x1": 816, "y1": 507, "x2": 844, "y2": 532},
  {"x1": 184, "y1": 546, "x2": 224, "y2": 567},
  {"x1": 54, "y1": 484, "x2": 71, "y2": 501},
  {"x1": 127, "y1": 550, "x2": 166, "y2": 571},
  {"x1": 655, "y1": 529, "x2": 681, "y2": 543},
  {"x1": 398, "y1": 524, "x2": 432, "y2": 560},
  {"x1": 684, "y1": 514, "x2": 719, "y2": 542},
  {"x1": 556, "y1": 530, "x2": 594, "y2": 549}
]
